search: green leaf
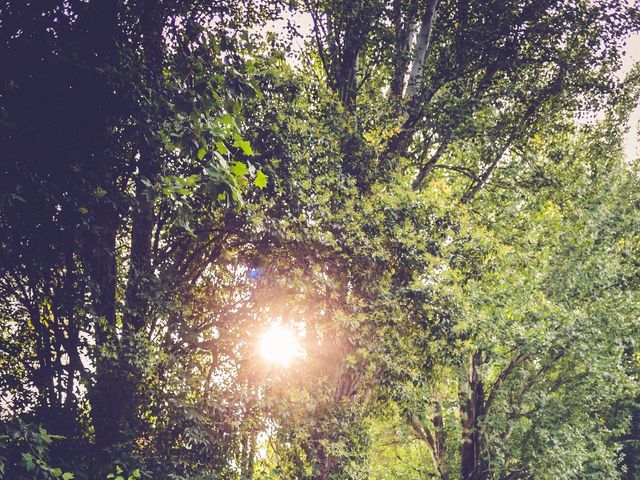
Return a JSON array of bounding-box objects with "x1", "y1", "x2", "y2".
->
[
  {"x1": 215, "y1": 141, "x2": 229, "y2": 155},
  {"x1": 233, "y1": 137, "x2": 253, "y2": 156},
  {"x1": 217, "y1": 113, "x2": 236, "y2": 130},
  {"x1": 254, "y1": 170, "x2": 268, "y2": 189},
  {"x1": 62, "y1": 473, "x2": 74, "y2": 480},
  {"x1": 197, "y1": 146, "x2": 207, "y2": 160},
  {"x1": 230, "y1": 161, "x2": 248, "y2": 177},
  {"x1": 39, "y1": 426, "x2": 52, "y2": 444},
  {"x1": 22, "y1": 453, "x2": 35, "y2": 471}
]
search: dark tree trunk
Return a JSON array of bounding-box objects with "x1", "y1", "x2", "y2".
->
[
  {"x1": 460, "y1": 352, "x2": 488, "y2": 480},
  {"x1": 86, "y1": 2, "x2": 164, "y2": 464},
  {"x1": 86, "y1": 198, "x2": 122, "y2": 456},
  {"x1": 623, "y1": 396, "x2": 640, "y2": 480},
  {"x1": 432, "y1": 403, "x2": 449, "y2": 480},
  {"x1": 124, "y1": 0, "x2": 163, "y2": 333},
  {"x1": 124, "y1": 162, "x2": 156, "y2": 332},
  {"x1": 334, "y1": 2, "x2": 364, "y2": 112},
  {"x1": 30, "y1": 303, "x2": 56, "y2": 410}
]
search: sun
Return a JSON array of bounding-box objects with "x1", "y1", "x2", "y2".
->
[{"x1": 259, "y1": 323, "x2": 301, "y2": 367}]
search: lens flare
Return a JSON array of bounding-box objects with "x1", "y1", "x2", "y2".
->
[{"x1": 259, "y1": 323, "x2": 301, "y2": 367}]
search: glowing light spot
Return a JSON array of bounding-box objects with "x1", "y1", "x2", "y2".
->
[
  {"x1": 248, "y1": 267, "x2": 261, "y2": 280},
  {"x1": 259, "y1": 323, "x2": 301, "y2": 367}
]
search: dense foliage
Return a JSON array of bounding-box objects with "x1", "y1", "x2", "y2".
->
[{"x1": 1, "y1": 0, "x2": 639, "y2": 479}]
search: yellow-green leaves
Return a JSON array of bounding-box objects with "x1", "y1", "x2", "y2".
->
[
  {"x1": 230, "y1": 161, "x2": 249, "y2": 177},
  {"x1": 233, "y1": 136, "x2": 254, "y2": 156},
  {"x1": 161, "y1": 174, "x2": 201, "y2": 198},
  {"x1": 254, "y1": 169, "x2": 268, "y2": 189}
]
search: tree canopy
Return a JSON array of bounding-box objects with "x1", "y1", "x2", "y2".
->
[{"x1": 1, "y1": 0, "x2": 639, "y2": 479}]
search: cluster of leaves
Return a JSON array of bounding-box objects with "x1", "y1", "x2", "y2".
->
[
  {"x1": 367, "y1": 117, "x2": 640, "y2": 479},
  {"x1": 0, "y1": 421, "x2": 73, "y2": 480},
  {"x1": 0, "y1": 0, "x2": 639, "y2": 479}
]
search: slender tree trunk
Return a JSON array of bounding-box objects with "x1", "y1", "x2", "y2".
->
[
  {"x1": 333, "y1": 1, "x2": 366, "y2": 112},
  {"x1": 337, "y1": 29, "x2": 360, "y2": 112},
  {"x1": 72, "y1": 0, "x2": 124, "y2": 460},
  {"x1": 455, "y1": 0, "x2": 468, "y2": 70},
  {"x1": 86, "y1": 197, "x2": 121, "y2": 455},
  {"x1": 411, "y1": 409, "x2": 449, "y2": 479},
  {"x1": 405, "y1": 0, "x2": 439, "y2": 98},
  {"x1": 623, "y1": 396, "x2": 640, "y2": 480},
  {"x1": 622, "y1": 342, "x2": 640, "y2": 480},
  {"x1": 88, "y1": 3, "x2": 165, "y2": 462},
  {"x1": 62, "y1": 216, "x2": 78, "y2": 412},
  {"x1": 124, "y1": 159, "x2": 156, "y2": 332},
  {"x1": 389, "y1": 0, "x2": 419, "y2": 99},
  {"x1": 460, "y1": 351, "x2": 488, "y2": 480},
  {"x1": 124, "y1": 0, "x2": 163, "y2": 334},
  {"x1": 432, "y1": 402, "x2": 449, "y2": 480},
  {"x1": 30, "y1": 303, "x2": 56, "y2": 410}
]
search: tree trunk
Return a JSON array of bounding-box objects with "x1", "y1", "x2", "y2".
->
[
  {"x1": 432, "y1": 403, "x2": 449, "y2": 480},
  {"x1": 124, "y1": 158, "x2": 156, "y2": 332},
  {"x1": 388, "y1": 0, "x2": 419, "y2": 99},
  {"x1": 623, "y1": 396, "x2": 640, "y2": 480},
  {"x1": 405, "y1": 0, "x2": 439, "y2": 99},
  {"x1": 460, "y1": 351, "x2": 488, "y2": 480},
  {"x1": 124, "y1": 0, "x2": 163, "y2": 333},
  {"x1": 410, "y1": 409, "x2": 449, "y2": 479},
  {"x1": 333, "y1": 1, "x2": 365, "y2": 112},
  {"x1": 86, "y1": 198, "x2": 122, "y2": 456}
]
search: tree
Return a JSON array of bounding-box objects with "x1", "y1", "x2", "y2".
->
[
  {"x1": 276, "y1": 0, "x2": 640, "y2": 477},
  {"x1": 1, "y1": 0, "x2": 272, "y2": 475},
  {"x1": 395, "y1": 112, "x2": 640, "y2": 479},
  {"x1": 1, "y1": 0, "x2": 639, "y2": 479}
]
